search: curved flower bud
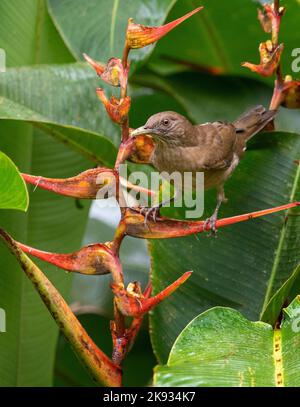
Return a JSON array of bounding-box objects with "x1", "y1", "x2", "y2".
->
[
  {"x1": 257, "y1": 7, "x2": 272, "y2": 33},
  {"x1": 258, "y1": 4, "x2": 285, "y2": 34},
  {"x1": 22, "y1": 168, "x2": 117, "y2": 199},
  {"x1": 242, "y1": 42, "x2": 284, "y2": 77},
  {"x1": 123, "y1": 202, "x2": 300, "y2": 239},
  {"x1": 17, "y1": 241, "x2": 122, "y2": 278},
  {"x1": 111, "y1": 272, "x2": 192, "y2": 317},
  {"x1": 96, "y1": 88, "x2": 131, "y2": 124},
  {"x1": 84, "y1": 54, "x2": 129, "y2": 88},
  {"x1": 101, "y1": 57, "x2": 129, "y2": 88},
  {"x1": 126, "y1": 6, "x2": 203, "y2": 49}
]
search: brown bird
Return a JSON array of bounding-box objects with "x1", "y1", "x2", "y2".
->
[{"x1": 130, "y1": 105, "x2": 276, "y2": 232}]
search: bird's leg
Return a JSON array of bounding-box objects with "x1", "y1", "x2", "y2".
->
[
  {"x1": 204, "y1": 186, "x2": 227, "y2": 236},
  {"x1": 140, "y1": 195, "x2": 177, "y2": 224},
  {"x1": 140, "y1": 206, "x2": 160, "y2": 224},
  {"x1": 138, "y1": 186, "x2": 180, "y2": 225}
]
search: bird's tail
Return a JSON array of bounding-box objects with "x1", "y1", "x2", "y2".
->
[{"x1": 233, "y1": 105, "x2": 277, "y2": 142}]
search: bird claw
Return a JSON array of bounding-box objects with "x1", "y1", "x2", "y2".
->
[
  {"x1": 140, "y1": 206, "x2": 160, "y2": 224},
  {"x1": 203, "y1": 214, "x2": 218, "y2": 237}
]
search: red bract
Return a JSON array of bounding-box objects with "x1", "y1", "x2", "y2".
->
[
  {"x1": 128, "y1": 133, "x2": 155, "y2": 164},
  {"x1": 242, "y1": 42, "x2": 283, "y2": 77},
  {"x1": 111, "y1": 283, "x2": 152, "y2": 365},
  {"x1": 257, "y1": 4, "x2": 285, "y2": 39},
  {"x1": 126, "y1": 6, "x2": 203, "y2": 49},
  {"x1": 101, "y1": 57, "x2": 129, "y2": 88},
  {"x1": 111, "y1": 272, "x2": 192, "y2": 317},
  {"x1": 84, "y1": 54, "x2": 129, "y2": 88},
  {"x1": 22, "y1": 168, "x2": 116, "y2": 199},
  {"x1": 257, "y1": 7, "x2": 272, "y2": 33},
  {"x1": 123, "y1": 202, "x2": 300, "y2": 239},
  {"x1": 17, "y1": 241, "x2": 123, "y2": 279},
  {"x1": 96, "y1": 88, "x2": 131, "y2": 124}
]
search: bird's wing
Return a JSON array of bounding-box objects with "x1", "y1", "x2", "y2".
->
[{"x1": 194, "y1": 122, "x2": 238, "y2": 170}]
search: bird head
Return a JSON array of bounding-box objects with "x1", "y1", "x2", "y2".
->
[{"x1": 130, "y1": 111, "x2": 195, "y2": 146}]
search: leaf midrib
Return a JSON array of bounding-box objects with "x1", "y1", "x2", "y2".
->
[
  {"x1": 110, "y1": 0, "x2": 119, "y2": 55},
  {"x1": 0, "y1": 96, "x2": 116, "y2": 166},
  {"x1": 260, "y1": 162, "x2": 300, "y2": 316}
]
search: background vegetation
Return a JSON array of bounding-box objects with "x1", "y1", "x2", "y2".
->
[{"x1": 0, "y1": 0, "x2": 299, "y2": 386}]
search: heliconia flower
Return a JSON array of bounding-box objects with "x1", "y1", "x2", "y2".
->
[
  {"x1": 128, "y1": 132, "x2": 155, "y2": 164},
  {"x1": 257, "y1": 7, "x2": 272, "y2": 33},
  {"x1": 96, "y1": 88, "x2": 131, "y2": 124},
  {"x1": 257, "y1": 4, "x2": 285, "y2": 34},
  {"x1": 17, "y1": 241, "x2": 123, "y2": 279},
  {"x1": 111, "y1": 272, "x2": 192, "y2": 317},
  {"x1": 22, "y1": 168, "x2": 117, "y2": 199},
  {"x1": 123, "y1": 202, "x2": 300, "y2": 239},
  {"x1": 126, "y1": 6, "x2": 203, "y2": 49},
  {"x1": 22, "y1": 167, "x2": 155, "y2": 203},
  {"x1": 111, "y1": 283, "x2": 152, "y2": 364},
  {"x1": 101, "y1": 57, "x2": 129, "y2": 88},
  {"x1": 84, "y1": 54, "x2": 129, "y2": 88},
  {"x1": 0, "y1": 228, "x2": 121, "y2": 386},
  {"x1": 281, "y1": 76, "x2": 300, "y2": 109},
  {"x1": 242, "y1": 42, "x2": 284, "y2": 77}
]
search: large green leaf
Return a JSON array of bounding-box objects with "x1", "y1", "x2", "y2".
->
[
  {"x1": 149, "y1": 132, "x2": 300, "y2": 362},
  {"x1": 0, "y1": 0, "x2": 74, "y2": 67},
  {"x1": 154, "y1": 296, "x2": 300, "y2": 387},
  {"x1": 0, "y1": 1, "x2": 91, "y2": 386},
  {"x1": 0, "y1": 151, "x2": 28, "y2": 211},
  {"x1": 47, "y1": 0, "x2": 177, "y2": 65},
  {"x1": 149, "y1": 0, "x2": 300, "y2": 79},
  {"x1": 0, "y1": 64, "x2": 118, "y2": 164},
  {"x1": 261, "y1": 264, "x2": 300, "y2": 325}
]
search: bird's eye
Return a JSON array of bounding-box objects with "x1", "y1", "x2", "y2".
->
[{"x1": 163, "y1": 119, "x2": 169, "y2": 126}]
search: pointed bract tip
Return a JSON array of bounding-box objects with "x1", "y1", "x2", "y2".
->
[
  {"x1": 22, "y1": 168, "x2": 116, "y2": 199},
  {"x1": 83, "y1": 53, "x2": 105, "y2": 76},
  {"x1": 126, "y1": 6, "x2": 203, "y2": 49},
  {"x1": 17, "y1": 242, "x2": 121, "y2": 276}
]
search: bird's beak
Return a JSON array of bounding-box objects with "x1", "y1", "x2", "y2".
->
[{"x1": 130, "y1": 126, "x2": 156, "y2": 137}]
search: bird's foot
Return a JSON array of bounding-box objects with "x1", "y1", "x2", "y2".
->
[
  {"x1": 140, "y1": 206, "x2": 160, "y2": 225},
  {"x1": 203, "y1": 213, "x2": 218, "y2": 237}
]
